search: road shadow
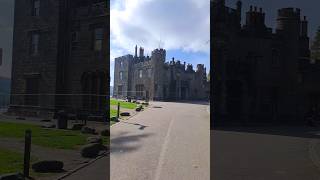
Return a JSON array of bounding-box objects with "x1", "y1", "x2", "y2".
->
[
  {"x1": 213, "y1": 126, "x2": 320, "y2": 139},
  {"x1": 120, "y1": 121, "x2": 148, "y2": 130},
  {"x1": 110, "y1": 133, "x2": 153, "y2": 154}
]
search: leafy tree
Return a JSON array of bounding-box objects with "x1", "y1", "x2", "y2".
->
[{"x1": 311, "y1": 26, "x2": 320, "y2": 61}]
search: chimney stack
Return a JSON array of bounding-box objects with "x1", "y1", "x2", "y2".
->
[
  {"x1": 135, "y1": 45, "x2": 137, "y2": 57},
  {"x1": 139, "y1": 47, "x2": 144, "y2": 57}
]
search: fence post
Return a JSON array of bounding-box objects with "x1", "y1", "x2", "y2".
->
[
  {"x1": 117, "y1": 102, "x2": 120, "y2": 119},
  {"x1": 24, "y1": 129, "x2": 32, "y2": 178}
]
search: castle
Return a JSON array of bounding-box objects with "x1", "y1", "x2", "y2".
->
[
  {"x1": 113, "y1": 46, "x2": 209, "y2": 101},
  {"x1": 212, "y1": 0, "x2": 320, "y2": 125},
  {"x1": 10, "y1": 0, "x2": 109, "y2": 117}
]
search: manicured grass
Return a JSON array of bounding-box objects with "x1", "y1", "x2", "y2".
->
[
  {"x1": 110, "y1": 109, "x2": 118, "y2": 118},
  {"x1": 0, "y1": 122, "x2": 88, "y2": 150},
  {"x1": 0, "y1": 148, "x2": 23, "y2": 174},
  {"x1": 110, "y1": 98, "x2": 137, "y2": 109}
]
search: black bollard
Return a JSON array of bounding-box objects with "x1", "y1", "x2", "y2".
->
[
  {"x1": 117, "y1": 102, "x2": 120, "y2": 119},
  {"x1": 24, "y1": 130, "x2": 31, "y2": 178}
]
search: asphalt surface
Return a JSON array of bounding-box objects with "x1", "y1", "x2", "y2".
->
[
  {"x1": 211, "y1": 127, "x2": 320, "y2": 180},
  {"x1": 63, "y1": 156, "x2": 110, "y2": 180},
  {"x1": 110, "y1": 101, "x2": 210, "y2": 180}
]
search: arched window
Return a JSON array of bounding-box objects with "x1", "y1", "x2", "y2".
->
[
  {"x1": 139, "y1": 69, "x2": 143, "y2": 78},
  {"x1": 119, "y1": 71, "x2": 123, "y2": 80}
]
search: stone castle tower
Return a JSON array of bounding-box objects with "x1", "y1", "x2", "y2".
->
[
  {"x1": 212, "y1": 0, "x2": 317, "y2": 126},
  {"x1": 113, "y1": 46, "x2": 209, "y2": 101}
]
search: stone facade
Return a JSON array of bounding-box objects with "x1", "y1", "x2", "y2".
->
[
  {"x1": 10, "y1": 0, "x2": 109, "y2": 117},
  {"x1": 113, "y1": 46, "x2": 209, "y2": 101},
  {"x1": 212, "y1": 0, "x2": 320, "y2": 125}
]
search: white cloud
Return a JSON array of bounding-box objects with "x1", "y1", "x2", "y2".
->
[{"x1": 110, "y1": 0, "x2": 210, "y2": 55}]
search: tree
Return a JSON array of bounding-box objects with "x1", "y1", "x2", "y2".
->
[{"x1": 311, "y1": 26, "x2": 320, "y2": 61}]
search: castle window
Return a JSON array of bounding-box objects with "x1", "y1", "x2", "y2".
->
[
  {"x1": 32, "y1": 0, "x2": 40, "y2": 16},
  {"x1": 30, "y1": 32, "x2": 39, "y2": 55},
  {"x1": 119, "y1": 71, "x2": 123, "y2": 80},
  {"x1": 118, "y1": 85, "x2": 123, "y2": 95},
  {"x1": 148, "y1": 69, "x2": 152, "y2": 78},
  {"x1": 120, "y1": 61, "x2": 123, "y2": 67},
  {"x1": 139, "y1": 69, "x2": 143, "y2": 78},
  {"x1": 94, "y1": 28, "x2": 103, "y2": 52},
  {"x1": 136, "y1": 84, "x2": 144, "y2": 97}
]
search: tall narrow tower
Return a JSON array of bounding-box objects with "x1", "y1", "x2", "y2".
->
[{"x1": 135, "y1": 45, "x2": 137, "y2": 57}]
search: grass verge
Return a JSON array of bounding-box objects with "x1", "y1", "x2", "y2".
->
[
  {"x1": 0, "y1": 122, "x2": 88, "y2": 150},
  {"x1": 0, "y1": 148, "x2": 23, "y2": 174},
  {"x1": 110, "y1": 98, "x2": 137, "y2": 109}
]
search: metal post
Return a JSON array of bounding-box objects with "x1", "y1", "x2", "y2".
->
[
  {"x1": 117, "y1": 102, "x2": 120, "y2": 119},
  {"x1": 24, "y1": 130, "x2": 32, "y2": 178}
]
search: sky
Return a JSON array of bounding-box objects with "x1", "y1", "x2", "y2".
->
[{"x1": 110, "y1": 0, "x2": 210, "y2": 86}]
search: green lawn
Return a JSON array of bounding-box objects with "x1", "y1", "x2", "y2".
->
[
  {"x1": 0, "y1": 122, "x2": 88, "y2": 150},
  {"x1": 110, "y1": 109, "x2": 118, "y2": 118},
  {"x1": 0, "y1": 148, "x2": 23, "y2": 174},
  {"x1": 110, "y1": 98, "x2": 137, "y2": 109}
]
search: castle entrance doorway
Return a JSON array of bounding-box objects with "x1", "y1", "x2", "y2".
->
[
  {"x1": 181, "y1": 87, "x2": 187, "y2": 100},
  {"x1": 146, "y1": 91, "x2": 149, "y2": 100}
]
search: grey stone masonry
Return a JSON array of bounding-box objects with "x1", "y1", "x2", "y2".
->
[{"x1": 113, "y1": 46, "x2": 209, "y2": 101}]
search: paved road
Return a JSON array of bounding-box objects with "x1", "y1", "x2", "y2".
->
[
  {"x1": 212, "y1": 127, "x2": 320, "y2": 180},
  {"x1": 63, "y1": 156, "x2": 109, "y2": 180},
  {"x1": 110, "y1": 101, "x2": 210, "y2": 180}
]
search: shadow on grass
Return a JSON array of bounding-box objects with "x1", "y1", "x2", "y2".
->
[
  {"x1": 213, "y1": 126, "x2": 320, "y2": 139},
  {"x1": 110, "y1": 132, "x2": 153, "y2": 154}
]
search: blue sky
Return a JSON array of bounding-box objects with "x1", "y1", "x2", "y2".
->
[{"x1": 110, "y1": 0, "x2": 210, "y2": 86}]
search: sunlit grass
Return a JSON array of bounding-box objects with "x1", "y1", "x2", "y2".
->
[{"x1": 0, "y1": 122, "x2": 88, "y2": 149}]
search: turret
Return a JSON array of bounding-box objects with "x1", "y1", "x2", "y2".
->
[
  {"x1": 151, "y1": 48, "x2": 166, "y2": 62},
  {"x1": 276, "y1": 8, "x2": 301, "y2": 37},
  {"x1": 197, "y1": 64, "x2": 205, "y2": 72},
  {"x1": 245, "y1": 6, "x2": 266, "y2": 28},
  {"x1": 186, "y1": 64, "x2": 194, "y2": 72}
]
